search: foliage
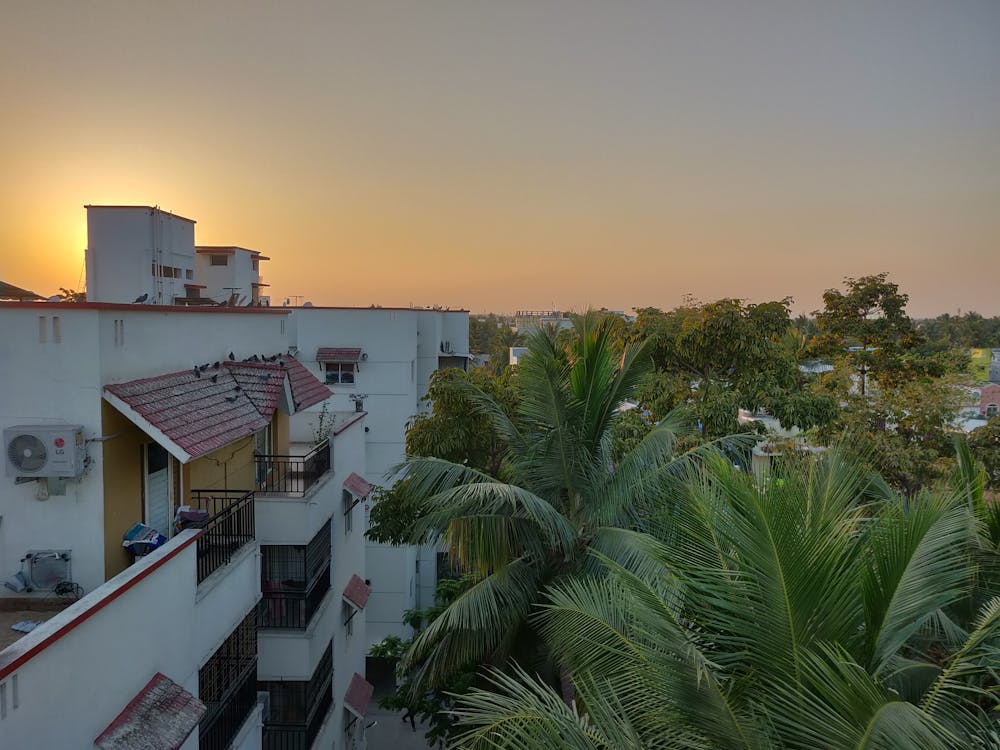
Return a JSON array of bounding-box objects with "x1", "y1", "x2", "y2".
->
[
  {"x1": 366, "y1": 368, "x2": 518, "y2": 545},
  {"x1": 818, "y1": 375, "x2": 967, "y2": 496},
  {"x1": 813, "y1": 273, "x2": 920, "y2": 394},
  {"x1": 917, "y1": 312, "x2": 1000, "y2": 350},
  {"x1": 969, "y1": 417, "x2": 1000, "y2": 491},
  {"x1": 370, "y1": 577, "x2": 475, "y2": 747},
  {"x1": 451, "y1": 451, "x2": 1000, "y2": 749},
  {"x1": 57, "y1": 287, "x2": 86, "y2": 302},
  {"x1": 632, "y1": 299, "x2": 836, "y2": 436},
  {"x1": 407, "y1": 367, "x2": 518, "y2": 477},
  {"x1": 395, "y1": 312, "x2": 695, "y2": 699},
  {"x1": 309, "y1": 401, "x2": 332, "y2": 445}
]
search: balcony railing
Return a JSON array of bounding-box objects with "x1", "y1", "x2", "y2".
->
[
  {"x1": 259, "y1": 563, "x2": 331, "y2": 629},
  {"x1": 189, "y1": 489, "x2": 256, "y2": 584},
  {"x1": 263, "y1": 684, "x2": 332, "y2": 750},
  {"x1": 255, "y1": 439, "x2": 330, "y2": 496},
  {"x1": 199, "y1": 661, "x2": 258, "y2": 750}
]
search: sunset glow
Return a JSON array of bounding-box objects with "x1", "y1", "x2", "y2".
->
[{"x1": 2, "y1": 2, "x2": 998, "y2": 316}]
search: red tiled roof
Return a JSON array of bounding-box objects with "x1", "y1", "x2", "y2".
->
[
  {"x1": 342, "y1": 574, "x2": 371, "y2": 610},
  {"x1": 104, "y1": 364, "x2": 270, "y2": 462},
  {"x1": 316, "y1": 347, "x2": 362, "y2": 363},
  {"x1": 343, "y1": 473, "x2": 372, "y2": 499},
  {"x1": 344, "y1": 673, "x2": 374, "y2": 718},
  {"x1": 94, "y1": 672, "x2": 206, "y2": 750},
  {"x1": 284, "y1": 356, "x2": 332, "y2": 411},
  {"x1": 225, "y1": 362, "x2": 287, "y2": 416},
  {"x1": 104, "y1": 354, "x2": 330, "y2": 462}
]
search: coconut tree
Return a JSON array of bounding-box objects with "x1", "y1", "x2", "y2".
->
[
  {"x1": 452, "y1": 451, "x2": 1000, "y2": 749},
  {"x1": 395, "y1": 312, "x2": 694, "y2": 694}
]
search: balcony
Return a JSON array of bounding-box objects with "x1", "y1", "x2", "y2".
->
[
  {"x1": 261, "y1": 644, "x2": 334, "y2": 750},
  {"x1": 260, "y1": 520, "x2": 332, "y2": 630},
  {"x1": 255, "y1": 439, "x2": 330, "y2": 497},
  {"x1": 188, "y1": 489, "x2": 256, "y2": 584}
]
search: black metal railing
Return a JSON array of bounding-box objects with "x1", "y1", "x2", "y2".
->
[
  {"x1": 261, "y1": 645, "x2": 333, "y2": 750},
  {"x1": 262, "y1": 684, "x2": 332, "y2": 750},
  {"x1": 259, "y1": 563, "x2": 331, "y2": 629},
  {"x1": 255, "y1": 439, "x2": 330, "y2": 496},
  {"x1": 199, "y1": 662, "x2": 258, "y2": 750},
  {"x1": 189, "y1": 489, "x2": 256, "y2": 584}
]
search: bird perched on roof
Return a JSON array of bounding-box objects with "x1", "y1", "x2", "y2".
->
[
  {"x1": 213, "y1": 361, "x2": 220, "y2": 369},
  {"x1": 210, "y1": 374, "x2": 218, "y2": 383},
  {"x1": 233, "y1": 385, "x2": 242, "y2": 392},
  {"x1": 133, "y1": 293, "x2": 148, "y2": 304},
  {"x1": 193, "y1": 367, "x2": 201, "y2": 378},
  {"x1": 199, "y1": 363, "x2": 209, "y2": 371},
  {"x1": 228, "y1": 352, "x2": 235, "y2": 361},
  {"x1": 225, "y1": 395, "x2": 238, "y2": 403}
]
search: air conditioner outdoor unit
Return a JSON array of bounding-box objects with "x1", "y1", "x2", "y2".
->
[
  {"x1": 21, "y1": 550, "x2": 72, "y2": 591},
  {"x1": 4, "y1": 425, "x2": 86, "y2": 479}
]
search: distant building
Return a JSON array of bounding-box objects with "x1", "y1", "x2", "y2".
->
[
  {"x1": 981, "y1": 383, "x2": 1000, "y2": 418},
  {"x1": 513, "y1": 310, "x2": 573, "y2": 333}
]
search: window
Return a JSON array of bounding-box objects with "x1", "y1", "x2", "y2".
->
[
  {"x1": 342, "y1": 600, "x2": 355, "y2": 636},
  {"x1": 324, "y1": 362, "x2": 355, "y2": 385},
  {"x1": 38, "y1": 316, "x2": 47, "y2": 343},
  {"x1": 209, "y1": 255, "x2": 228, "y2": 266},
  {"x1": 186, "y1": 269, "x2": 194, "y2": 280},
  {"x1": 988, "y1": 404, "x2": 999, "y2": 418},
  {"x1": 51, "y1": 316, "x2": 61, "y2": 343},
  {"x1": 343, "y1": 490, "x2": 357, "y2": 535},
  {"x1": 113, "y1": 319, "x2": 125, "y2": 347}
]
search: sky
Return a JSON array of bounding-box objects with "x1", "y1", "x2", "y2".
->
[{"x1": 1, "y1": 2, "x2": 998, "y2": 317}]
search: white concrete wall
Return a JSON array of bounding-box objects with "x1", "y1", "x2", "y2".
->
[
  {"x1": 86, "y1": 206, "x2": 196, "y2": 305},
  {"x1": 289, "y1": 307, "x2": 468, "y2": 646},
  {"x1": 97, "y1": 307, "x2": 291, "y2": 384},
  {"x1": 0, "y1": 530, "x2": 257, "y2": 749},
  {"x1": 0, "y1": 307, "x2": 106, "y2": 594},
  {"x1": 194, "y1": 542, "x2": 261, "y2": 668},
  {"x1": 255, "y1": 480, "x2": 338, "y2": 548},
  {"x1": 194, "y1": 247, "x2": 262, "y2": 304},
  {"x1": 328, "y1": 418, "x2": 369, "y2": 744},
  {"x1": 258, "y1": 588, "x2": 338, "y2": 681}
]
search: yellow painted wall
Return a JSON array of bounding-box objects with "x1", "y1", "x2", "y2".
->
[
  {"x1": 273, "y1": 411, "x2": 290, "y2": 455},
  {"x1": 100, "y1": 402, "x2": 145, "y2": 579},
  {"x1": 186, "y1": 436, "x2": 256, "y2": 499}
]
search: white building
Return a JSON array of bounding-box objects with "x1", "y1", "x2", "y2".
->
[
  {"x1": 195, "y1": 246, "x2": 269, "y2": 306},
  {"x1": 289, "y1": 306, "x2": 470, "y2": 644},
  {"x1": 0, "y1": 299, "x2": 373, "y2": 748},
  {"x1": 2, "y1": 201, "x2": 472, "y2": 750},
  {"x1": 86, "y1": 205, "x2": 199, "y2": 305}
]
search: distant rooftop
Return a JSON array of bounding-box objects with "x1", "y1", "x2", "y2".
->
[{"x1": 85, "y1": 205, "x2": 196, "y2": 223}]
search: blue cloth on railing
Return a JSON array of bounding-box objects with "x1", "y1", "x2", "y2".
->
[{"x1": 122, "y1": 522, "x2": 166, "y2": 556}]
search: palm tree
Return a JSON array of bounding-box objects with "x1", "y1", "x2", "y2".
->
[
  {"x1": 396, "y1": 312, "x2": 692, "y2": 694},
  {"x1": 451, "y1": 451, "x2": 1000, "y2": 749}
]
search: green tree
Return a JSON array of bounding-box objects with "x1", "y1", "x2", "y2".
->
[
  {"x1": 366, "y1": 367, "x2": 517, "y2": 545},
  {"x1": 813, "y1": 273, "x2": 919, "y2": 395},
  {"x1": 969, "y1": 416, "x2": 1000, "y2": 492},
  {"x1": 396, "y1": 312, "x2": 693, "y2": 695},
  {"x1": 452, "y1": 452, "x2": 1000, "y2": 749},
  {"x1": 632, "y1": 299, "x2": 834, "y2": 436}
]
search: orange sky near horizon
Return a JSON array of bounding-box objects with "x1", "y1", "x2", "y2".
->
[{"x1": 2, "y1": 2, "x2": 998, "y2": 318}]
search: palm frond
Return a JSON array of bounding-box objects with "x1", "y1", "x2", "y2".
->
[
  {"x1": 402, "y1": 559, "x2": 543, "y2": 692},
  {"x1": 920, "y1": 596, "x2": 1000, "y2": 740},
  {"x1": 861, "y1": 492, "x2": 974, "y2": 674},
  {"x1": 767, "y1": 644, "x2": 956, "y2": 750}
]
